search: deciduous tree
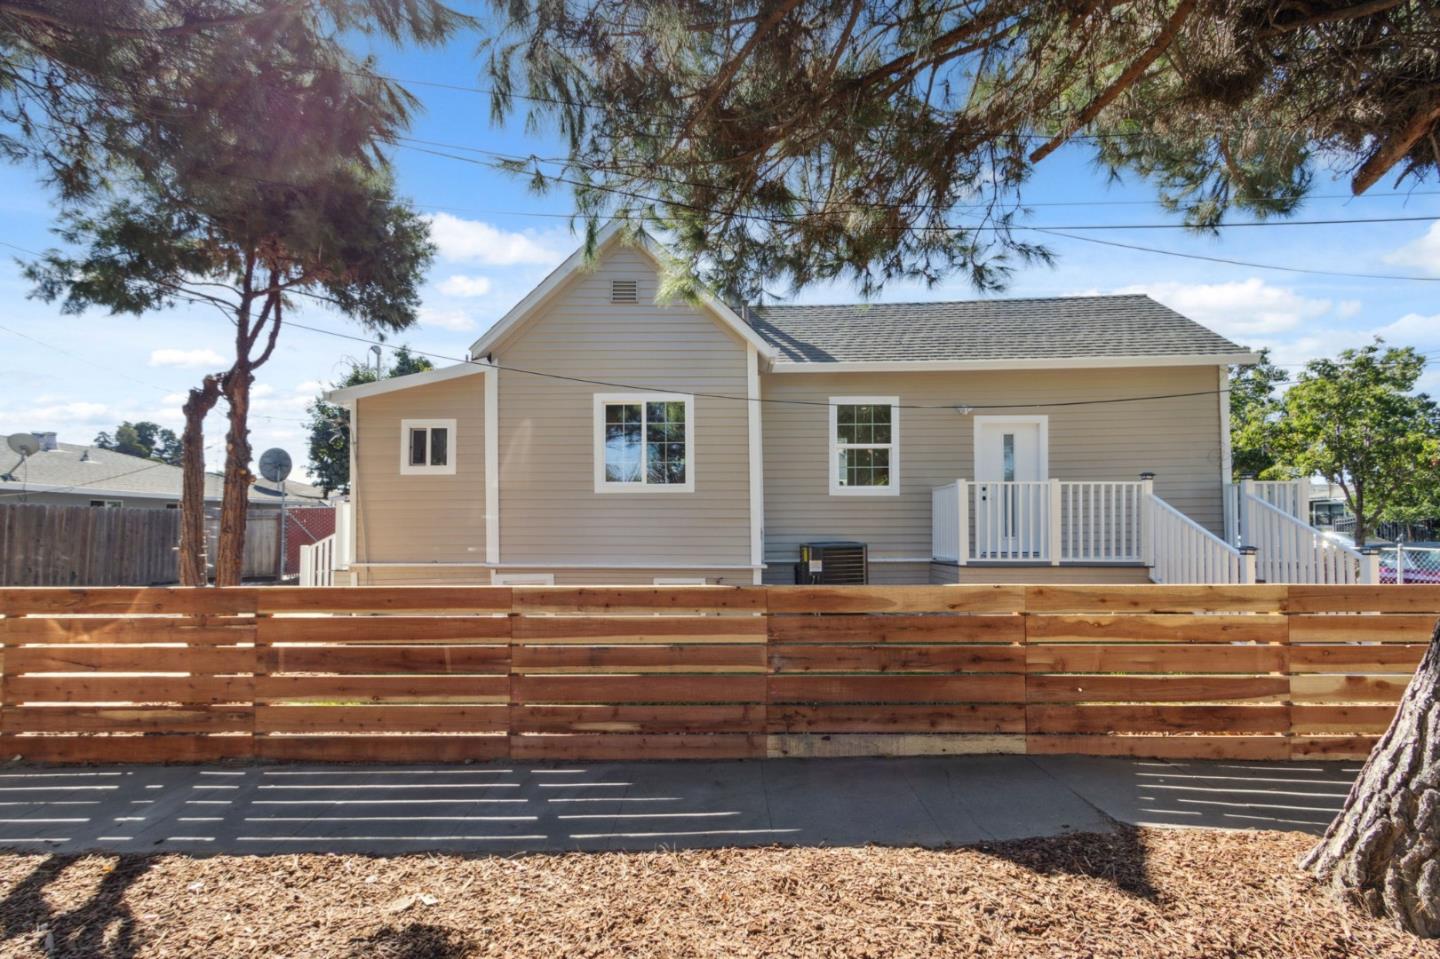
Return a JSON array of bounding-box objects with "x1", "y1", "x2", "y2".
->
[
  {"x1": 94, "y1": 420, "x2": 182, "y2": 465},
  {"x1": 1229, "y1": 350, "x2": 1288, "y2": 480},
  {"x1": 1270, "y1": 341, "x2": 1440, "y2": 548}
]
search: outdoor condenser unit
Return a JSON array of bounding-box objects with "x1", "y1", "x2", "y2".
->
[{"x1": 795, "y1": 541, "x2": 868, "y2": 585}]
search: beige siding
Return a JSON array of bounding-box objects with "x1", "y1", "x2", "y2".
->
[
  {"x1": 353, "y1": 565, "x2": 748, "y2": 586},
  {"x1": 927, "y1": 563, "x2": 1152, "y2": 584},
  {"x1": 760, "y1": 365, "x2": 1224, "y2": 565},
  {"x1": 353, "y1": 374, "x2": 486, "y2": 563},
  {"x1": 494, "y1": 245, "x2": 753, "y2": 568}
]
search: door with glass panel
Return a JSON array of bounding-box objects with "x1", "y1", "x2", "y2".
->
[{"x1": 973, "y1": 418, "x2": 1046, "y2": 559}]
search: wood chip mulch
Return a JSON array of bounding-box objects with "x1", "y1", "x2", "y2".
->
[{"x1": 0, "y1": 826, "x2": 1433, "y2": 958}]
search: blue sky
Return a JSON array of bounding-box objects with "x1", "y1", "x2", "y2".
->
[{"x1": 2, "y1": 22, "x2": 1438, "y2": 480}]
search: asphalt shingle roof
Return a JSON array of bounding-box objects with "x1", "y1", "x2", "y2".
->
[
  {"x1": 748, "y1": 294, "x2": 1248, "y2": 364},
  {"x1": 0, "y1": 442, "x2": 331, "y2": 504}
]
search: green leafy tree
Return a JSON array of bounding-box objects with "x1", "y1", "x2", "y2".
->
[
  {"x1": 1229, "y1": 351, "x2": 1289, "y2": 481},
  {"x1": 1271, "y1": 342, "x2": 1440, "y2": 548},
  {"x1": 94, "y1": 420, "x2": 183, "y2": 465},
  {"x1": 306, "y1": 346, "x2": 433, "y2": 494},
  {"x1": 484, "y1": 1, "x2": 1438, "y2": 299},
  {"x1": 17, "y1": 2, "x2": 462, "y2": 585}
]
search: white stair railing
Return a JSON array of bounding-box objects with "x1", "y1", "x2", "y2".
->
[
  {"x1": 1059, "y1": 480, "x2": 1144, "y2": 562},
  {"x1": 1245, "y1": 495, "x2": 1374, "y2": 584},
  {"x1": 298, "y1": 534, "x2": 336, "y2": 587},
  {"x1": 1147, "y1": 493, "x2": 1252, "y2": 584},
  {"x1": 930, "y1": 482, "x2": 963, "y2": 563}
]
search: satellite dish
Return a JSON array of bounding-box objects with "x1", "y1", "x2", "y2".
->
[
  {"x1": 258, "y1": 448, "x2": 293, "y2": 483},
  {"x1": 6, "y1": 434, "x2": 40, "y2": 457}
]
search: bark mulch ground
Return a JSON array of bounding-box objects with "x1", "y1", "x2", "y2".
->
[{"x1": 0, "y1": 826, "x2": 1433, "y2": 958}]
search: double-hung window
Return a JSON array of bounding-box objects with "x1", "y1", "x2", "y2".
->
[
  {"x1": 594, "y1": 393, "x2": 694, "y2": 493},
  {"x1": 829, "y1": 397, "x2": 899, "y2": 495},
  {"x1": 400, "y1": 418, "x2": 456, "y2": 475}
]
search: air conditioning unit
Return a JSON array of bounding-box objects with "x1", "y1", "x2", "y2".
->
[{"x1": 795, "y1": 541, "x2": 868, "y2": 585}]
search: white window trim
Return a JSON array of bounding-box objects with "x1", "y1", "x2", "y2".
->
[
  {"x1": 399, "y1": 418, "x2": 457, "y2": 476},
  {"x1": 972, "y1": 415, "x2": 1050, "y2": 481},
  {"x1": 592, "y1": 392, "x2": 696, "y2": 494},
  {"x1": 89, "y1": 499, "x2": 123, "y2": 508},
  {"x1": 829, "y1": 396, "x2": 900, "y2": 496},
  {"x1": 492, "y1": 572, "x2": 555, "y2": 585}
]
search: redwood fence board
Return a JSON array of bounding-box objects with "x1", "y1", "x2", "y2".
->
[{"x1": 0, "y1": 584, "x2": 1433, "y2": 763}]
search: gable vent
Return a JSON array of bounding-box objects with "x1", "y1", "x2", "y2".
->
[{"x1": 610, "y1": 279, "x2": 638, "y2": 304}]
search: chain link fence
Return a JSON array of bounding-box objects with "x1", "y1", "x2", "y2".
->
[{"x1": 1380, "y1": 545, "x2": 1440, "y2": 584}]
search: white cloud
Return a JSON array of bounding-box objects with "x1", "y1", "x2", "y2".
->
[
  {"x1": 1375, "y1": 312, "x2": 1440, "y2": 349},
  {"x1": 418, "y1": 306, "x2": 477, "y2": 333},
  {"x1": 423, "y1": 214, "x2": 569, "y2": 266},
  {"x1": 1336, "y1": 299, "x2": 1363, "y2": 319},
  {"x1": 1102, "y1": 278, "x2": 1333, "y2": 339},
  {"x1": 1384, "y1": 222, "x2": 1440, "y2": 277},
  {"x1": 149, "y1": 347, "x2": 225, "y2": 368},
  {"x1": 437, "y1": 274, "x2": 494, "y2": 298}
]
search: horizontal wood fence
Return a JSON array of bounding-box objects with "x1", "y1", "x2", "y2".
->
[{"x1": 0, "y1": 585, "x2": 1434, "y2": 764}]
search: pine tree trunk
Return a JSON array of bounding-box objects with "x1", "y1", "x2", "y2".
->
[
  {"x1": 178, "y1": 375, "x2": 221, "y2": 587},
  {"x1": 214, "y1": 365, "x2": 253, "y2": 587},
  {"x1": 1302, "y1": 619, "x2": 1440, "y2": 936}
]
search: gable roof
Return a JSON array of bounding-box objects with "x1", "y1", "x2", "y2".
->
[
  {"x1": 0, "y1": 442, "x2": 331, "y2": 504},
  {"x1": 467, "y1": 220, "x2": 778, "y2": 361},
  {"x1": 749, "y1": 295, "x2": 1256, "y2": 370}
]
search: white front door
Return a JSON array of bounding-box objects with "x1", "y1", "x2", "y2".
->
[{"x1": 974, "y1": 418, "x2": 1048, "y2": 558}]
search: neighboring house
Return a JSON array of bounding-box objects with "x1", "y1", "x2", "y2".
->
[
  {"x1": 324, "y1": 224, "x2": 1264, "y2": 587},
  {"x1": 0, "y1": 434, "x2": 332, "y2": 509}
]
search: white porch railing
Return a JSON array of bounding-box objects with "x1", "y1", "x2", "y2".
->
[
  {"x1": 1245, "y1": 494, "x2": 1376, "y2": 584},
  {"x1": 298, "y1": 534, "x2": 336, "y2": 587},
  {"x1": 1225, "y1": 478, "x2": 1308, "y2": 545},
  {"x1": 931, "y1": 479, "x2": 1145, "y2": 564},
  {"x1": 1147, "y1": 493, "x2": 1251, "y2": 584}
]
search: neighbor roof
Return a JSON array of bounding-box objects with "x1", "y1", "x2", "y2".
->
[
  {"x1": 0, "y1": 442, "x2": 331, "y2": 504},
  {"x1": 748, "y1": 294, "x2": 1253, "y2": 367}
]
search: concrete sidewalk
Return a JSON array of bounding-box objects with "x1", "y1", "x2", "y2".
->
[{"x1": 0, "y1": 755, "x2": 1358, "y2": 856}]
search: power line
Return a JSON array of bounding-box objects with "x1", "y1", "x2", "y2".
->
[{"x1": 1033, "y1": 230, "x2": 1440, "y2": 283}]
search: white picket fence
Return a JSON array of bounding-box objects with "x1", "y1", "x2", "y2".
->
[{"x1": 298, "y1": 534, "x2": 336, "y2": 587}]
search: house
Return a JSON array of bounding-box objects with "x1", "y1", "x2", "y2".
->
[
  {"x1": 322, "y1": 224, "x2": 1282, "y2": 587},
  {"x1": 0, "y1": 434, "x2": 332, "y2": 509}
]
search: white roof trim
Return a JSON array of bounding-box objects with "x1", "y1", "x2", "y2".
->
[
  {"x1": 766, "y1": 352, "x2": 1260, "y2": 373},
  {"x1": 325, "y1": 361, "x2": 492, "y2": 404},
  {"x1": 467, "y1": 221, "x2": 778, "y2": 361}
]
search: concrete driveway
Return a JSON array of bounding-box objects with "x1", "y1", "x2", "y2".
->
[{"x1": 0, "y1": 756, "x2": 1356, "y2": 856}]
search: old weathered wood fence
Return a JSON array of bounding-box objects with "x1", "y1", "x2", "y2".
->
[{"x1": 0, "y1": 584, "x2": 1433, "y2": 764}]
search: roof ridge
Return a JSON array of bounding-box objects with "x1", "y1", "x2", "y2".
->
[{"x1": 750, "y1": 293, "x2": 1152, "y2": 310}]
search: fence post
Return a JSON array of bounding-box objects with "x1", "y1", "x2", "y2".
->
[
  {"x1": 1239, "y1": 545, "x2": 1258, "y2": 584},
  {"x1": 1139, "y1": 472, "x2": 1156, "y2": 568},
  {"x1": 955, "y1": 479, "x2": 969, "y2": 566},
  {"x1": 1293, "y1": 478, "x2": 1310, "y2": 522},
  {"x1": 1239, "y1": 475, "x2": 1255, "y2": 548},
  {"x1": 1360, "y1": 547, "x2": 1381, "y2": 584},
  {"x1": 1048, "y1": 478, "x2": 1062, "y2": 566},
  {"x1": 1396, "y1": 543, "x2": 1407, "y2": 585}
]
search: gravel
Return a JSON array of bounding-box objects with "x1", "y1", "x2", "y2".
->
[{"x1": 0, "y1": 827, "x2": 1432, "y2": 958}]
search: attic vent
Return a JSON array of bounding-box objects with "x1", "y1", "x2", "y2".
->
[{"x1": 610, "y1": 279, "x2": 638, "y2": 304}]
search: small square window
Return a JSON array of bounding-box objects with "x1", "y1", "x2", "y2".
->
[{"x1": 400, "y1": 419, "x2": 457, "y2": 475}]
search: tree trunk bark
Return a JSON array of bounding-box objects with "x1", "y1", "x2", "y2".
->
[
  {"x1": 178, "y1": 375, "x2": 221, "y2": 587},
  {"x1": 214, "y1": 364, "x2": 253, "y2": 587},
  {"x1": 1302, "y1": 619, "x2": 1440, "y2": 937}
]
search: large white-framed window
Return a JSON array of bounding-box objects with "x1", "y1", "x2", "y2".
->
[
  {"x1": 593, "y1": 393, "x2": 695, "y2": 493},
  {"x1": 829, "y1": 396, "x2": 900, "y2": 496},
  {"x1": 399, "y1": 418, "x2": 457, "y2": 476}
]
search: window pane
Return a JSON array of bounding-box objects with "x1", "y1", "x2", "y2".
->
[
  {"x1": 429, "y1": 428, "x2": 448, "y2": 466},
  {"x1": 836, "y1": 403, "x2": 891, "y2": 445},
  {"x1": 838, "y1": 448, "x2": 890, "y2": 487},
  {"x1": 605, "y1": 404, "x2": 642, "y2": 482},
  {"x1": 645, "y1": 401, "x2": 687, "y2": 484},
  {"x1": 409, "y1": 428, "x2": 427, "y2": 466},
  {"x1": 1002, "y1": 433, "x2": 1015, "y2": 482}
]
